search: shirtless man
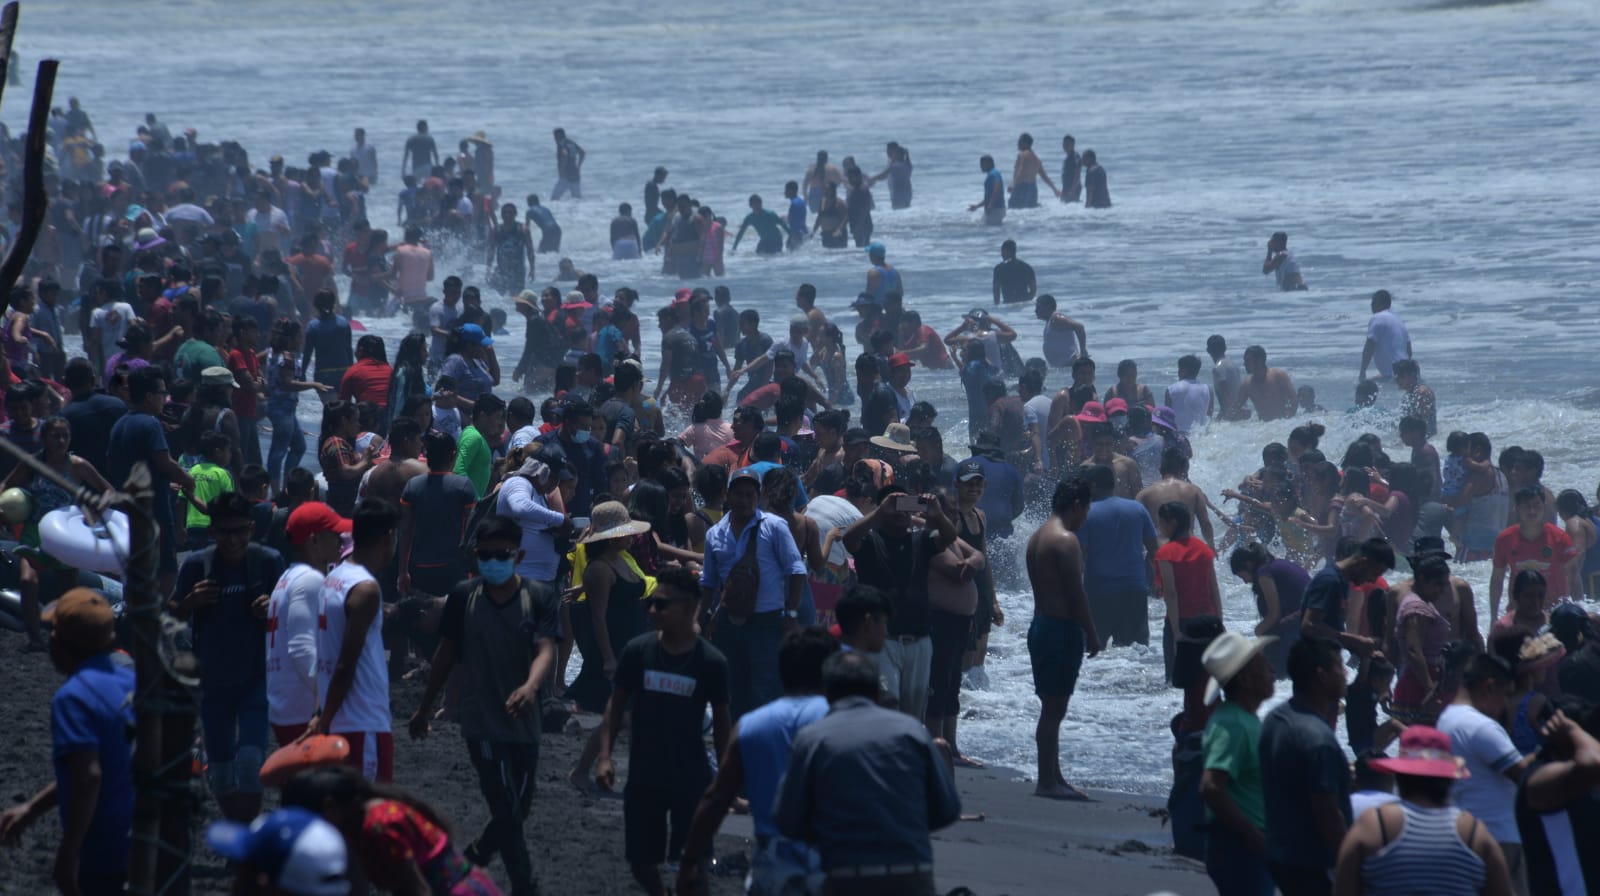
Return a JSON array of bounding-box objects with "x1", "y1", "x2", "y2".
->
[
  {"x1": 1137, "y1": 448, "x2": 1215, "y2": 547},
  {"x1": 1239, "y1": 345, "x2": 1296, "y2": 421},
  {"x1": 1024, "y1": 475, "x2": 1100, "y2": 801},
  {"x1": 1082, "y1": 426, "x2": 1142, "y2": 499},
  {"x1": 1008, "y1": 133, "x2": 1060, "y2": 209},
  {"x1": 794, "y1": 283, "x2": 829, "y2": 342},
  {"x1": 361, "y1": 417, "x2": 428, "y2": 506}
]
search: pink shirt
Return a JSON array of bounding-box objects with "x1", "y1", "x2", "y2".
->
[{"x1": 679, "y1": 419, "x2": 735, "y2": 460}]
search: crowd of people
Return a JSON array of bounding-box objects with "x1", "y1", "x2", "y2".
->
[{"x1": 0, "y1": 101, "x2": 1596, "y2": 896}]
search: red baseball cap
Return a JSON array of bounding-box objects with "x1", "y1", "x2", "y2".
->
[
  {"x1": 285, "y1": 502, "x2": 352, "y2": 545},
  {"x1": 888, "y1": 353, "x2": 915, "y2": 369}
]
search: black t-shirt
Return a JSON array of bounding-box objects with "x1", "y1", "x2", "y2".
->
[
  {"x1": 852, "y1": 528, "x2": 936, "y2": 638},
  {"x1": 813, "y1": 461, "x2": 847, "y2": 497},
  {"x1": 615, "y1": 633, "x2": 728, "y2": 788},
  {"x1": 439, "y1": 578, "x2": 563, "y2": 743},
  {"x1": 1516, "y1": 759, "x2": 1600, "y2": 896},
  {"x1": 1558, "y1": 640, "x2": 1600, "y2": 704},
  {"x1": 1302, "y1": 564, "x2": 1348, "y2": 632},
  {"x1": 993, "y1": 257, "x2": 1036, "y2": 304}
]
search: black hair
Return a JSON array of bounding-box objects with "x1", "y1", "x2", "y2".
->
[
  {"x1": 692, "y1": 391, "x2": 724, "y2": 423},
  {"x1": 1158, "y1": 501, "x2": 1192, "y2": 540},
  {"x1": 473, "y1": 514, "x2": 523, "y2": 548},
  {"x1": 1461, "y1": 653, "x2": 1514, "y2": 689},
  {"x1": 424, "y1": 431, "x2": 458, "y2": 471},
  {"x1": 1083, "y1": 464, "x2": 1115, "y2": 497},
  {"x1": 472, "y1": 393, "x2": 505, "y2": 421},
  {"x1": 207, "y1": 490, "x2": 253, "y2": 523},
  {"x1": 1229, "y1": 542, "x2": 1275, "y2": 577},
  {"x1": 1053, "y1": 474, "x2": 1093, "y2": 514},
  {"x1": 1288, "y1": 637, "x2": 1343, "y2": 691},
  {"x1": 351, "y1": 498, "x2": 399, "y2": 548},
  {"x1": 1159, "y1": 447, "x2": 1189, "y2": 476},
  {"x1": 822, "y1": 650, "x2": 882, "y2": 701},
  {"x1": 128, "y1": 365, "x2": 166, "y2": 403},
  {"x1": 778, "y1": 626, "x2": 839, "y2": 693},
  {"x1": 238, "y1": 464, "x2": 270, "y2": 496},
  {"x1": 1357, "y1": 537, "x2": 1397, "y2": 571}
]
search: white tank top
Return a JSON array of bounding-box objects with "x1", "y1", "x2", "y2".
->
[
  {"x1": 266, "y1": 563, "x2": 325, "y2": 726},
  {"x1": 315, "y1": 560, "x2": 389, "y2": 733}
]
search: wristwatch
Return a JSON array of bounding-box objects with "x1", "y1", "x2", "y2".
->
[{"x1": 782, "y1": 609, "x2": 799, "y2": 620}]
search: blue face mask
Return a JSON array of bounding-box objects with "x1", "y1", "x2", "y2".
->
[
  {"x1": 571, "y1": 430, "x2": 592, "y2": 444},
  {"x1": 478, "y1": 558, "x2": 516, "y2": 586}
]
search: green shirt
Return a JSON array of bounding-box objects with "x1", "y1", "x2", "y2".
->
[
  {"x1": 453, "y1": 425, "x2": 493, "y2": 499},
  {"x1": 1202, "y1": 699, "x2": 1266, "y2": 830},
  {"x1": 174, "y1": 339, "x2": 226, "y2": 384},
  {"x1": 186, "y1": 462, "x2": 235, "y2": 529}
]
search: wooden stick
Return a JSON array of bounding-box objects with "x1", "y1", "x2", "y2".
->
[{"x1": 0, "y1": 55, "x2": 55, "y2": 313}]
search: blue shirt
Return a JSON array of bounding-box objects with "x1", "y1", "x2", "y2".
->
[
  {"x1": 774, "y1": 696, "x2": 962, "y2": 868},
  {"x1": 968, "y1": 454, "x2": 1024, "y2": 538},
  {"x1": 1078, "y1": 496, "x2": 1156, "y2": 594},
  {"x1": 594, "y1": 324, "x2": 625, "y2": 363},
  {"x1": 740, "y1": 694, "x2": 829, "y2": 838},
  {"x1": 108, "y1": 412, "x2": 173, "y2": 525},
  {"x1": 1302, "y1": 563, "x2": 1348, "y2": 632},
  {"x1": 52, "y1": 654, "x2": 136, "y2": 873},
  {"x1": 526, "y1": 205, "x2": 557, "y2": 231},
  {"x1": 960, "y1": 359, "x2": 1000, "y2": 428},
  {"x1": 983, "y1": 168, "x2": 1005, "y2": 210},
  {"x1": 787, "y1": 196, "x2": 808, "y2": 236},
  {"x1": 700, "y1": 510, "x2": 807, "y2": 614},
  {"x1": 305, "y1": 314, "x2": 353, "y2": 372}
]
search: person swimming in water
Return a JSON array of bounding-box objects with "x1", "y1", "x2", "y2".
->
[
  {"x1": 1263, "y1": 231, "x2": 1307, "y2": 290},
  {"x1": 730, "y1": 194, "x2": 790, "y2": 256},
  {"x1": 1009, "y1": 133, "x2": 1061, "y2": 209}
]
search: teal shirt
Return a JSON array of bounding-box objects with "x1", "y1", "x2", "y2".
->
[
  {"x1": 453, "y1": 425, "x2": 493, "y2": 499},
  {"x1": 174, "y1": 339, "x2": 226, "y2": 384},
  {"x1": 1202, "y1": 699, "x2": 1265, "y2": 830}
]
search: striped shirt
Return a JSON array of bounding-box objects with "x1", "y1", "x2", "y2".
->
[{"x1": 1362, "y1": 803, "x2": 1485, "y2": 895}]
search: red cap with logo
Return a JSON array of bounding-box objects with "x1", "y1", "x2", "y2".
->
[{"x1": 285, "y1": 502, "x2": 352, "y2": 545}]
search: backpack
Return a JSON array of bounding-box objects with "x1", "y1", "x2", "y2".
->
[
  {"x1": 465, "y1": 579, "x2": 570, "y2": 734},
  {"x1": 458, "y1": 485, "x2": 505, "y2": 570},
  {"x1": 720, "y1": 517, "x2": 763, "y2": 619}
]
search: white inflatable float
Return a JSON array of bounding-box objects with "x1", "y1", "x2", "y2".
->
[{"x1": 39, "y1": 507, "x2": 131, "y2": 575}]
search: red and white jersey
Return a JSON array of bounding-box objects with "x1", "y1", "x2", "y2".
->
[
  {"x1": 315, "y1": 560, "x2": 389, "y2": 734},
  {"x1": 266, "y1": 563, "x2": 325, "y2": 726}
]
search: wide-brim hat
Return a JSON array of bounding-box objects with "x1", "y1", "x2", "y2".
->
[
  {"x1": 870, "y1": 422, "x2": 915, "y2": 452},
  {"x1": 200, "y1": 366, "x2": 238, "y2": 388},
  {"x1": 1152, "y1": 405, "x2": 1179, "y2": 432},
  {"x1": 1368, "y1": 726, "x2": 1470, "y2": 780},
  {"x1": 1202, "y1": 630, "x2": 1277, "y2": 705},
  {"x1": 468, "y1": 130, "x2": 492, "y2": 145},
  {"x1": 578, "y1": 500, "x2": 651, "y2": 544}
]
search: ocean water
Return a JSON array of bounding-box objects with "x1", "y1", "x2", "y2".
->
[{"x1": 17, "y1": 0, "x2": 1600, "y2": 794}]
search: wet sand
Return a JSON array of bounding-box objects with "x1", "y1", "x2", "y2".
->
[{"x1": 0, "y1": 630, "x2": 1201, "y2": 894}]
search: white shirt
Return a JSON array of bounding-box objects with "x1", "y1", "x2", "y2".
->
[
  {"x1": 350, "y1": 142, "x2": 378, "y2": 181},
  {"x1": 1213, "y1": 358, "x2": 1242, "y2": 410},
  {"x1": 508, "y1": 424, "x2": 541, "y2": 452},
  {"x1": 90, "y1": 303, "x2": 135, "y2": 363},
  {"x1": 1023, "y1": 394, "x2": 1054, "y2": 469},
  {"x1": 266, "y1": 563, "x2": 324, "y2": 726},
  {"x1": 315, "y1": 560, "x2": 389, "y2": 734},
  {"x1": 805, "y1": 495, "x2": 862, "y2": 567},
  {"x1": 496, "y1": 476, "x2": 566, "y2": 579},
  {"x1": 1365, "y1": 309, "x2": 1411, "y2": 378},
  {"x1": 165, "y1": 203, "x2": 214, "y2": 226},
  {"x1": 1437, "y1": 703, "x2": 1524, "y2": 843},
  {"x1": 1165, "y1": 378, "x2": 1212, "y2": 434}
]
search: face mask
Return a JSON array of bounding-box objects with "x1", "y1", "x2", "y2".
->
[
  {"x1": 478, "y1": 558, "x2": 516, "y2": 586},
  {"x1": 571, "y1": 430, "x2": 592, "y2": 444}
]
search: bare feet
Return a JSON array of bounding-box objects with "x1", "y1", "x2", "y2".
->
[
  {"x1": 953, "y1": 754, "x2": 985, "y2": 769},
  {"x1": 566, "y1": 766, "x2": 595, "y2": 793},
  {"x1": 1033, "y1": 782, "x2": 1093, "y2": 802},
  {"x1": 959, "y1": 812, "x2": 986, "y2": 822}
]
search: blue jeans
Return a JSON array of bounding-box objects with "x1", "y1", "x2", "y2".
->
[
  {"x1": 266, "y1": 401, "x2": 305, "y2": 487},
  {"x1": 237, "y1": 414, "x2": 263, "y2": 467},
  {"x1": 1205, "y1": 824, "x2": 1274, "y2": 896},
  {"x1": 200, "y1": 681, "x2": 269, "y2": 797},
  {"x1": 711, "y1": 608, "x2": 783, "y2": 720}
]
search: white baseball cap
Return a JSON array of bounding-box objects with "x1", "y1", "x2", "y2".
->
[{"x1": 207, "y1": 807, "x2": 349, "y2": 896}]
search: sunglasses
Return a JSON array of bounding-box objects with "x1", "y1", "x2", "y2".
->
[{"x1": 476, "y1": 548, "x2": 517, "y2": 562}]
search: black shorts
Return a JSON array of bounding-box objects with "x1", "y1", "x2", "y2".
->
[
  {"x1": 624, "y1": 782, "x2": 708, "y2": 866},
  {"x1": 1028, "y1": 615, "x2": 1086, "y2": 699}
]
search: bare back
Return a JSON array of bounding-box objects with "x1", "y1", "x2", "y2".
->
[
  {"x1": 365, "y1": 457, "x2": 427, "y2": 504},
  {"x1": 1027, "y1": 517, "x2": 1087, "y2": 620}
]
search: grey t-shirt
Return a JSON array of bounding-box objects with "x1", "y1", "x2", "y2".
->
[
  {"x1": 1260, "y1": 699, "x2": 1351, "y2": 870},
  {"x1": 429, "y1": 301, "x2": 460, "y2": 366},
  {"x1": 438, "y1": 579, "x2": 562, "y2": 743},
  {"x1": 399, "y1": 472, "x2": 480, "y2": 568}
]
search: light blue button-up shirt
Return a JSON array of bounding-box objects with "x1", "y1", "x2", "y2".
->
[{"x1": 699, "y1": 509, "x2": 807, "y2": 614}]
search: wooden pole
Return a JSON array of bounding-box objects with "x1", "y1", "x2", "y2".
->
[
  {"x1": 121, "y1": 463, "x2": 164, "y2": 896},
  {"x1": 0, "y1": 52, "x2": 56, "y2": 314}
]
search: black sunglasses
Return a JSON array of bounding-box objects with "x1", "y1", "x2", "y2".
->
[{"x1": 476, "y1": 548, "x2": 517, "y2": 562}]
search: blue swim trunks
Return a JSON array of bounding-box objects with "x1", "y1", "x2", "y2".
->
[{"x1": 1028, "y1": 615, "x2": 1086, "y2": 699}]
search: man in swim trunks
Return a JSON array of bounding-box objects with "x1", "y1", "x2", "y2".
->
[
  {"x1": 969, "y1": 155, "x2": 1007, "y2": 225},
  {"x1": 391, "y1": 226, "x2": 434, "y2": 333},
  {"x1": 1240, "y1": 345, "x2": 1297, "y2": 422},
  {"x1": 730, "y1": 195, "x2": 790, "y2": 256},
  {"x1": 993, "y1": 239, "x2": 1037, "y2": 306},
  {"x1": 1008, "y1": 133, "x2": 1060, "y2": 209},
  {"x1": 1263, "y1": 231, "x2": 1307, "y2": 290},
  {"x1": 1025, "y1": 475, "x2": 1100, "y2": 801}
]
